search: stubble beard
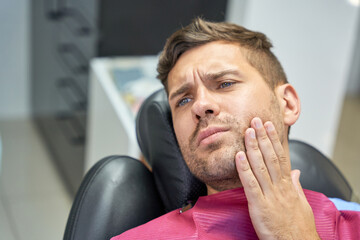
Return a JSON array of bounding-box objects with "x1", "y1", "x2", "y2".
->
[
  {"x1": 179, "y1": 115, "x2": 246, "y2": 192},
  {"x1": 178, "y1": 98, "x2": 284, "y2": 192}
]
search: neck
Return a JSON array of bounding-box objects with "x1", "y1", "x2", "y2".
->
[
  {"x1": 206, "y1": 179, "x2": 243, "y2": 195},
  {"x1": 207, "y1": 185, "x2": 220, "y2": 195}
]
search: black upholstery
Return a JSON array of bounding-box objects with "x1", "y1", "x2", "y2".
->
[
  {"x1": 63, "y1": 156, "x2": 164, "y2": 240},
  {"x1": 136, "y1": 89, "x2": 206, "y2": 212},
  {"x1": 64, "y1": 88, "x2": 352, "y2": 240},
  {"x1": 290, "y1": 139, "x2": 352, "y2": 200}
]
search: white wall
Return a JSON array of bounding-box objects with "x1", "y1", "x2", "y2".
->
[
  {"x1": 0, "y1": 0, "x2": 30, "y2": 120},
  {"x1": 227, "y1": 0, "x2": 359, "y2": 157},
  {"x1": 346, "y1": 10, "x2": 360, "y2": 96}
]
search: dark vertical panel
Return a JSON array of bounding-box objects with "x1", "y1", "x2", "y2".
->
[{"x1": 98, "y1": 0, "x2": 228, "y2": 56}]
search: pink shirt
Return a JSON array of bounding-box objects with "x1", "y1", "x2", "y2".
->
[{"x1": 111, "y1": 188, "x2": 360, "y2": 240}]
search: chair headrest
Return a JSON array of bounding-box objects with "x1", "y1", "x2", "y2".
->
[
  {"x1": 289, "y1": 140, "x2": 352, "y2": 200},
  {"x1": 136, "y1": 89, "x2": 207, "y2": 212}
]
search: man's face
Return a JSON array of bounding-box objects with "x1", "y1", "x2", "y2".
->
[{"x1": 168, "y1": 41, "x2": 286, "y2": 191}]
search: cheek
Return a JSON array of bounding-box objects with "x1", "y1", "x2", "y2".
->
[{"x1": 174, "y1": 119, "x2": 191, "y2": 145}]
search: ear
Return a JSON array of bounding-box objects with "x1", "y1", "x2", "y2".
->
[{"x1": 275, "y1": 84, "x2": 301, "y2": 126}]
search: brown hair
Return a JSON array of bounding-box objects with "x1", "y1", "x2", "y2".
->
[{"x1": 157, "y1": 17, "x2": 288, "y2": 92}]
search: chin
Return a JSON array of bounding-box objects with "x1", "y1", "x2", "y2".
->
[
  {"x1": 189, "y1": 148, "x2": 240, "y2": 185},
  {"x1": 181, "y1": 134, "x2": 244, "y2": 188}
]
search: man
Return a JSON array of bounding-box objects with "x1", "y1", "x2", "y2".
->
[{"x1": 112, "y1": 18, "x2": 359, "y2": 239}]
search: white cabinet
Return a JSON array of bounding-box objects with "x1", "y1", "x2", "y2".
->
[{"x1": 85, "y1": 57, "x2": 163, "y2": 172}]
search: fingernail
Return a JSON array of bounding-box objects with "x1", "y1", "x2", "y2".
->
[
  {"x1": 239, "y1": 152, "x2": 246, "y2": 161},
  {"x1": 266, "y1": 122, "x2": 274, "y2": 132},
  {"x1": 254, "y1": 118, "x2": 262, "y2": 129},
  {"x1": 250, "y1": 128, "x2": 255, "y2": 139}
]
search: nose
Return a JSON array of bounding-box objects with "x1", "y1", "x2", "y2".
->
[{"x1": 191, "y1": 88, "x2": 220, "y2": 122}]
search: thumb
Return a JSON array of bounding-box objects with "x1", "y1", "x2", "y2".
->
[{"x1": 291, "y1": 169, "x2": 305, "y2": 197}]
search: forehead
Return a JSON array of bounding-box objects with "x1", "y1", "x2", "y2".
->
[{"x1": 167, "y1": 41, "x2": 248, "y2": 92}]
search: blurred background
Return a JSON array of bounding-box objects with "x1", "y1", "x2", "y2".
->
[{"x1": 0, "y1": 0, "x2": 359, "y2": 239}]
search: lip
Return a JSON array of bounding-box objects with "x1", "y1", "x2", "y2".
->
[{"x1": 197, "y1": 126, "x2": 230, "y2": 146}]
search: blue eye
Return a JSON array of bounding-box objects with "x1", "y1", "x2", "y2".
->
[
  {"x1": 219, "y1": 82, "x2": 234, "y2": 89},
  {"x1": 177, "y1": 97, "x2": 191, "y2": 107}
]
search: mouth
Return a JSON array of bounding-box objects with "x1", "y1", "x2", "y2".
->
[{"x1": 197, "y1": 126, "x2": 230, "y2": 146}]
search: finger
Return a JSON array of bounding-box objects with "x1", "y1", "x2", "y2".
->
[
  {"x1": 291, "y1": 169, "x2": 306, "y2": 198},
  {"x1": 251, "y1": 118, "x2": 282, "y2": 184},
  {"x1": 244, "y1": 127, "x2": 273, "y2": 192},
  {"x1": 235, "y1": 151, "x2": 264, "y2": 203},
  {"x1": 264, "y1": 121, "x2": 292, "y2": 179}
]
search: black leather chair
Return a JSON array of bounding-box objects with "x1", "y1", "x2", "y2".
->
[{"x1": 63, "y1": 89, "x2": 352, "y2": 240}]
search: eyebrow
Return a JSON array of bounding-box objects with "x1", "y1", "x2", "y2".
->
[
  {"x1": 169, "y1": 69, "x2": 242, "y2": 101},
  {"x1": 169, "y1": 83, "x2": 191, "y2": 101},
  {"x1": 203, "y1": 69, "x2": 241, "y2": 82}
]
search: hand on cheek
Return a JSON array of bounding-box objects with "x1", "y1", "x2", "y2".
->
[{"x1": 235, "y1": 117, "x2": 320, "y2": 240}]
